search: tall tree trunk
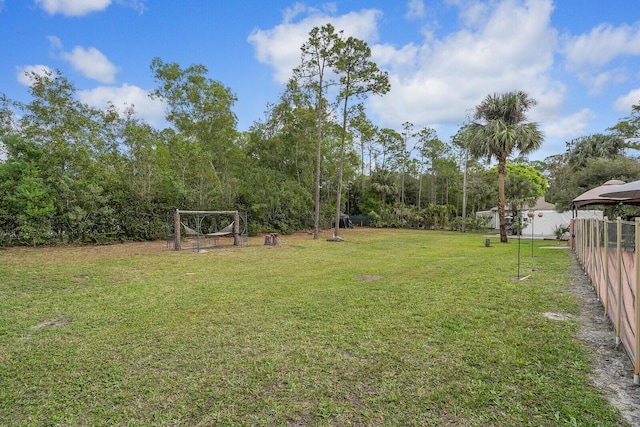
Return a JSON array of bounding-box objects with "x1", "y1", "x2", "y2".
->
[
  {"x1": 498, "y1": 157, "x2": 508, "y2": 243},
  {"x1": 445, "y1": 178, "x2": 449, "y2": 205},
  {"x1": 461, "y1": 148, "x2": 468, "y2": 232},
  {"x1": 360, "y1": 140, "x2": 365, "y2": 180},
  {"x1": 400, "y1": 164, "x2": 406, "y2": 206},
  {"x1": 430, "y1": 169, "x2": 436, "y2": 204},
  {"x1": 314, "y1": 131, "x2": 322, "y2": 239},
  {"x1": 334, "y1": 91, "x2": 350, "y2": 238},
  {"x1": 418, "y1": 174, "x2": 423, "y2": 210},
  {"x1": 313, "y1": 78, "x2": 324, "y2": 240}
]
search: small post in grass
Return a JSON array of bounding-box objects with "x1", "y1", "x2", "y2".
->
[
  {"x1": 517, "y1": 214, "x2": 522, "y2": 280},
  {"x1": 174, "y1": 209, "x2": 181, "y2": 251}
]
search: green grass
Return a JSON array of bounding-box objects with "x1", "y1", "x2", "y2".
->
[{"x1": 0, "y1": 229, "x2": 625, "y2": 426}]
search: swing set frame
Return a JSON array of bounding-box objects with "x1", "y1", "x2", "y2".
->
[{"x1": 172, "y1": 209, "x2": 246, "y2": 251}]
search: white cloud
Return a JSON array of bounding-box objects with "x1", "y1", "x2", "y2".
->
[
  {"x1": 586, "y1": 68, "x2": 628, "y2": 96},
  {"x1": 77, "y1": 84, "x2": 165, "y2": 126},
  {"x1": 562, "y1": 22, "x2": 640, "y2": 93},
  {"x1": 248, "y1": 7, "x2": 381, "y2": 84},
  {"x1": 46, "y1": 37, "x2": 118, "y2": 83},
  {"x1": 35, "y1": 0, "x2": 112, "y2": 16},
  {"x1": 563, "y1": 23, "x2": 640, "y2": 71},
  {"x1": 61, "y1": 46, "x2": 118, "y2": 83},
  {"x1": 543, "y1": 109, "x2": 596, "y2": 140},
  {"x1": 46, "y1": 35, "x2": 63, "y2": 49},
  {"x1": 537, "y1": 108, "x2": 597, "y2": 158},
  {"x1": 282, "y1": 3, "x2": 310, "y2": 23},
  {"x1": 445, "y1": 0, "x2": 490, "y2": 29},
  {"x1": 405, "y1": 0, "x2": 425, "y2": 20},
  {"x1": 614, "y1": 88, "x2": 640, "y2": 113},
  {"x1": 117, "y1": 0, "x2": 146, "y2": 14},
  {"x1": 16, "y1": 64, "x2": 54, "y2": 86},
  {"x1": 371, "y1": 42, "x2": 421, "y2": 75},
  {"x1": 370, "y1": 0, "x2": 559, "y2": 128}
]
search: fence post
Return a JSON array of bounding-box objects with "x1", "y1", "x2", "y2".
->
[
  {"x1": 174, "y1": 209, "x2": 181, "y2": 251},
  {"x1": 584, "y1": 219, "x2": 588, "y2": 274},
  {"x1": 580, "y1": 219, "x2": 585, "y2": 261},
  {"x1": 577, "y1": 219, "x2": 583, "y2": 260},
  {"x1": 233, "y1": 211, "x2": 240, "y2": 246},
  {"x1": 585, "y1": 219, "x2": 590, "y2": 277},
  {"x1": 576, "y1": 218, "x2": 584, "y2": 265},
  {"x1": 635, "y1": 219, "x2": 640, "y2": 384},
  {"x1": 596, "y1": 219, "x2": 602, "y2": 298},
  {"x1": 590, "y1": 218, "x2": 596, "y2": 284},
  {"x1": 575, "y1": 219, "x2": 580, "y2": 259},
  {"x1": 584, "y1": 219, "x2": 588, "y2": 262},
  {"x1": 616, "y1": 218, "x2": 622, "y2": 346},
  {"x1": 569, "y1": 218, "x2": 575, "y2": 250},
  {"x1": 603, "y1": 218, "x2": 609, "y2": 315}
]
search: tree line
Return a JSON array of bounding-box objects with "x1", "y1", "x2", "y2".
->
[{"x1": 1, "y1": 24, "x2": 639, "y2": 246}]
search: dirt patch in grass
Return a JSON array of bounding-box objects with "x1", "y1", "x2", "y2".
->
[
  {"x1": 33, "y1": 319, "x2": 68, "y2": 330},
  {"x1": 3, "y1": 240, "x2": 170, "y2": 264},
  {"x1": 353, "y1": 275, "x2": 382, "y2": 281},
  {"x1": 1, "y1": 230, "x2": 347, "y2": 263},
  {"x1": 569, "y1": 254, "x2": 640, "y2": 425},
  {"x1": 2, "y1": 236, "x2": 269, "y2": 263},
  {"x1": 544, "y1": 312, "x2": 570, "y2": 321}
]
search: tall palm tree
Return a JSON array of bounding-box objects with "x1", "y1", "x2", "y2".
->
[
  {"x1": 467, "y1": 91, "x2": 543, "y2": 243},
  {"x1": 371, "y1": 169, "x2": 397, "y2": 206},
  {"x1": 566, "y1": 133, "x2": 625, "y2": 168}
]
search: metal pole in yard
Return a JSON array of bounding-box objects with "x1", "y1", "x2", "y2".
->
[
  {"x1": 528, "y1": 210, "x2": 534, "y2": 257},
  {"x1": 517, "y1": 215, "x2": 522, "y2": 280}
]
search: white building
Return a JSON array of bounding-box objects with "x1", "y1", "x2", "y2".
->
[{"x1": 477, "y1": 197, "x2": 603, "y2": 239}]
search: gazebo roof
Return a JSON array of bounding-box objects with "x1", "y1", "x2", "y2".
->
[
  {"x1": 600, "y1": 179, "x2": 640, "y2": 202},
  {"x1": 572, "y1": 180, "x2": 626, "y2": 209}
]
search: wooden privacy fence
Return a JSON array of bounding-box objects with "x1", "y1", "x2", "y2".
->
[{"x1": 573, "y1": 217, "x2": 640, "y2": 384}]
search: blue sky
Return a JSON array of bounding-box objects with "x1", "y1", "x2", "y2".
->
[{"x1": 2, "y1": 0, "x2": 640, "y2": 161}]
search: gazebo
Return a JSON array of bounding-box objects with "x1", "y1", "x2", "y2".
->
[{"x1": 571, "y1": 180, "x2": 627, "y2": 213}]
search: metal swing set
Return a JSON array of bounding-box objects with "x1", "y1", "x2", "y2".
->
[{"x1": 169, "y1": 209, "x2": 247, "y2": 251}]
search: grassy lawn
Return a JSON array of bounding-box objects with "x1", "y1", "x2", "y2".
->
[{"x1": 0, "y1": 228, "x2": 625, "y2": 426}]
